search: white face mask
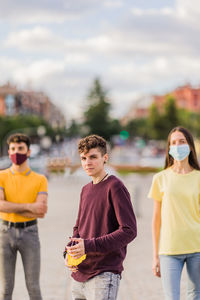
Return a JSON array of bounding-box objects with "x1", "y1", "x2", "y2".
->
[{"x1": 169, "y1": 144, "x2": 190, "y2": 161}]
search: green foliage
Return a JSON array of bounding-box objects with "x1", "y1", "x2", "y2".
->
[
  {"x1": 84, "y1": 78, "x2": 121, "y2": 141},
  {"x1": 148, "y1": 103, "x2": 165, "y2": 139},
  {"x1": 0, "y1": 115, "x2": 56, "y2": 155},
  {"x1": 148, "y1": 97, "x2": 180, "y2": 139},
  {"x1": 147, "y1": 96, "x2": 179, "y2": 139},
  {"x1": 87, "y1": 78, "x2": 108, "y2": 104},
  {"x1": 124, "y1": 118, "x2": 149, "y2": 139},
  {"x1": 163, "y1": 96, "x2": 179, "y2": 130},
  {"x1": 83, "y1": 83, "x2": 200, "y2": 142},
  {"x1": 124, "y1": 96, "x2": 200, "y2": 141},
  {"x1": 66, "y1": 119, "x2": 81, "y2": 137},
  {"x1": 178, "y1": 109, "x2": 200, "y2": 136}
]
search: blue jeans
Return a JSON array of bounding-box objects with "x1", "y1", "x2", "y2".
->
[
  {"x1": 0, "y1": 223, "x2": 42, "y2": 300},
  {"x1": 71, "y1": 272, "x2": 120, "y2": 300},
  {"x1": 160, "y1": 253, "x2": 200, "y2": 300}
]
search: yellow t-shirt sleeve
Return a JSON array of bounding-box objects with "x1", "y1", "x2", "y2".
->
[
  {"x1": 148, "y1": 174, "x2": 162, "y2": 202},
  {"x1": 0, "y1": 172, "x2": 5, "y2": 190},
  {"x1": 38, "y1": 176, "x2": 48, "y2": 194}
]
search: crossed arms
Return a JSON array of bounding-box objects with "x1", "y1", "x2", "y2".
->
[{"x1": 0, "y1": 189, "x2": 48, "y2": 218}]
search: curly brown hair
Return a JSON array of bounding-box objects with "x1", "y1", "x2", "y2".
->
[
  {"x1": 7, "y1": 133, "x2": 31, "y2": 149},
  {"x1": 78, "y1": 135, "x2": 107, "y2": 155}
]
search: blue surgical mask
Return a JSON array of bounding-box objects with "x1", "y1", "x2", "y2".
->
[{"x1": 169, "y1": 144, "x2": 190, "y2": 161}]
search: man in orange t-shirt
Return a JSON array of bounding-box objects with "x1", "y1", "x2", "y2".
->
[{"x1": 0, "y1": 133, "x2": 48, "y2": 300}]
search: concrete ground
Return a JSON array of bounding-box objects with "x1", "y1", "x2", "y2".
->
[{"x1": 12, "y1": 172, "x2": 187, "y2": 300}]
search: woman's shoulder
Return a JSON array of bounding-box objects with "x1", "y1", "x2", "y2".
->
[
  {"x1": 191, "y1": 169, "x2": 200, "y2": 177},
  {"x1": 153, "y1": 168, "x2": 171, "y2": 180}
]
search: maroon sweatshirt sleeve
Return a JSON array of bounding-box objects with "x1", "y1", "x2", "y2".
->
[
  {"x1": 73, "y1": 222, "x2": 80, "y2": 238},
  {"x1": 84, "y1": 184, "x2": 137, "y2": 253},
  {"x1": 72, "y1": 190, "x2": 83, "y2": 238}
]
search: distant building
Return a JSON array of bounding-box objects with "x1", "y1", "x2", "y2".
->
[
  {"x1": 121, "y1": 95, "x2": 154, "y2": 125},
  {"x1": 122, "y1": 84, "x2": 200, "y2": 124},
  {"x1": 154, "y1": 84, "x2": 200, "y2": 113},
  {"x1": 0, "y1": 84, "x2": 18, "y2": 116},
  {"x1": 0, "y1": 83, "x2": 66, "y2": 127}
]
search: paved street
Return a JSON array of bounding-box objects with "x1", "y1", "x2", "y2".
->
[{"x1": 12, "y1": 171, "x2": 187, "y2": 300}]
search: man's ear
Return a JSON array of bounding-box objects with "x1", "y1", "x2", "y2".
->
[
  {"x1": 27, "y1": 148, "x2": 31, "y2": 158},
  {"x1": 104, "y1": 153, "x2": 108, "y2": 164}
]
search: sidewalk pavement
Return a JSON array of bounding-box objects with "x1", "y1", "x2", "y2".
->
[{"x1": 12, "y1": 173, "x2": 187, "y2": 300}]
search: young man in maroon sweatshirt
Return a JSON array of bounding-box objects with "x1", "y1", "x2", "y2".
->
[{"x1": 64, "y1": 135, "x2": 137, "y2": 300}]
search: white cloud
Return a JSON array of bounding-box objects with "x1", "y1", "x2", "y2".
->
[
  {"x1": 4, "y1": 26, "x2": 65, "y2": 52},
  {"x1": 13, "y1": 60, "x2": 65, "y2": 83},
  {"x1": 4, "y1": 27, "x2": 110, "y2": 58},
  {"x1": 176, "y1": 0, "x2": 200, "y2": 22},
  {"x1": 0, "y1": 0, "x2": 102, "y2": 23},
  {"x1": 131, "y1": 7, "x2": 173, "y2": 16},
  {"x1": 1, "y1": 0, "x2": 200, "y2": 120},
  {"x1": 0, "y1": 57, "x2": 20, "y2": 85},
  {"x1": 106, "y1": 55, "x2": 200, "y2": 97},
  {"x1": 64, "y1": 54, "x2": 90, "y2": 64},
  {"x1": 103, "y1": 0, "x2": 124, "y2": 8},
  {"x1": 5, "y1": 10, "x2": 199, "y2": 61}
]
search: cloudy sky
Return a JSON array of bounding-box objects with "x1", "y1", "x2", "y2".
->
[{"x1": 1, "y1": 0, "x2": 200, "y2": 122}]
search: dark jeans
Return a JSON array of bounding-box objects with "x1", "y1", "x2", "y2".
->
[{"x1": 0, "y1": 223, "x2": 42, "y2": 300}]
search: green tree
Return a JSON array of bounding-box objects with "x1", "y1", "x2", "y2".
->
[
  {"x1": 148, "y1": 103, "x2": 165, "y2": 139},
  {"x1": 123, "y1": 96, "x2": 200, "y2": 142},
  {"x1": 87, "y1": 78, "x2": 108, "y2": 104},
  {"x1": 67, "y1": 119, "x2": 81, "y2": 137},
  {"x1": 178, "y1": 109, "x2": 200, "y2": 137},
  {"x1": 163, "y1": 96, "x2": 179, "y2": 133},
  {"x1": 124, "y1": 118, "x2": 149, "y2": 139},
  {"x1": 0, "y1": 115, "x2": 58, "y2": 155},
  {"x1": 84, "y1": 78, "x2": 120, "y2": 141},
  {"x1": 148, "y1": 96, "x2": 180, "y2": 139}
]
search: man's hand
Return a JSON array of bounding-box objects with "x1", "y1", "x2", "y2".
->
[
  {"x1": 66, "y1": 238, "x2": 85, "y2": 259},
  {"x1": 28, "y1": 193, "x2": 48, "y2": 215},
  {"x1": 29, "y1": 201, "x2": 47, "y2": 214},
  {"x1": 17, "y1": 212, "x2": 45, "y2": 218},
  {"x1": 64, "y1": 255, "x2": 78, "y2": 273},
  {"x1": 0, "y1": 186, "x2": 48, "y2": 216}
]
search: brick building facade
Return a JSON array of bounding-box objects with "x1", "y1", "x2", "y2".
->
[
  {"x1": 122, "y1": 84, "x2": 200, "y2": 124},
  {"x1": 0, "y1": 83, "x2": 66, "y2": 127},
  {"x1": 154, "y1": 84, "x2": 200, "y2": 113}
]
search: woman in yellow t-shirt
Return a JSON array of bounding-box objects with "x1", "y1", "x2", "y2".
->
[{"x1": 148, "y1": 126, "x2": 200, "y2": 300}]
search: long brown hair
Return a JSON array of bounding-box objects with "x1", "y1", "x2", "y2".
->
[{"x1": 164, "y1": 126, "x2": 200, "y2": 170}]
